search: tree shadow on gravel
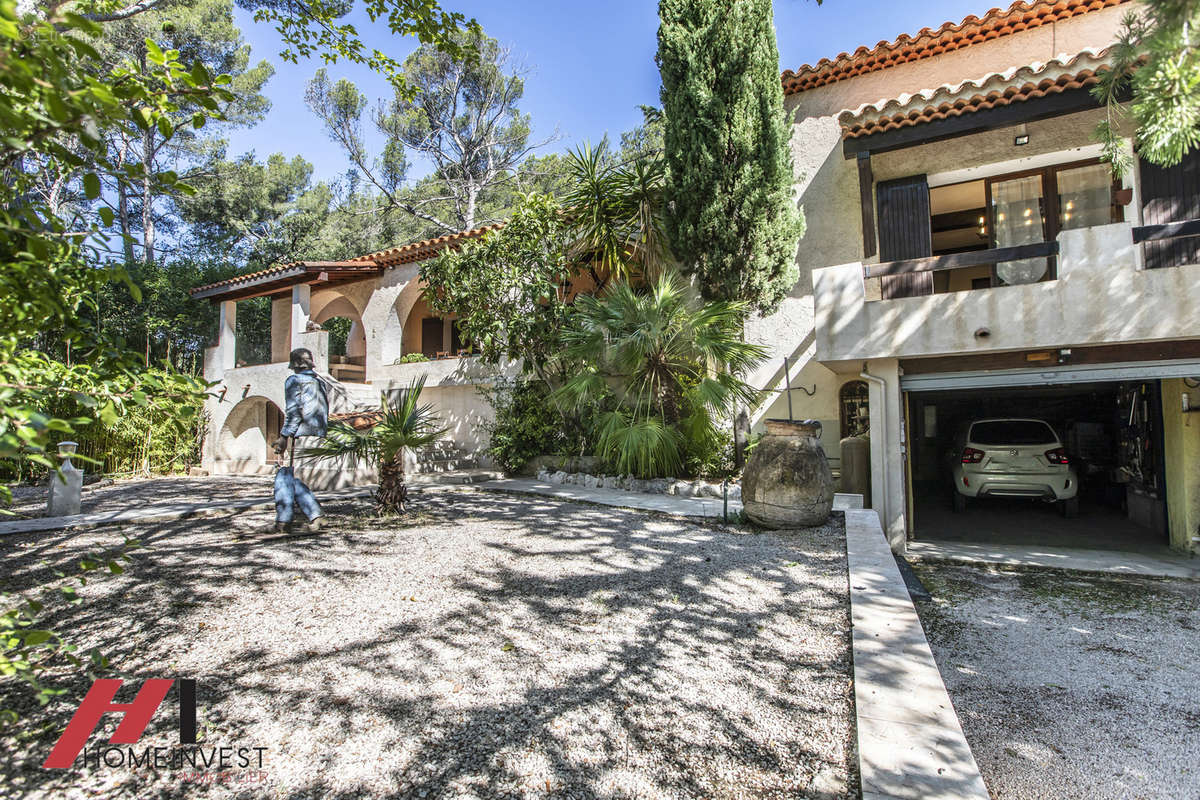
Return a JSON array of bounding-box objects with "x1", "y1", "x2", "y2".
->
[{"x1": 1, "y1": 488, "x2": 856, "y2": 800}]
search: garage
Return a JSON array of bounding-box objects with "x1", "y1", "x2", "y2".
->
[{"x1": 900, "y1": 358, "x2": 1199, "y2": 552}]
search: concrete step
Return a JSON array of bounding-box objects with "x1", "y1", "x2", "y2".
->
[
  {"x1": 416, "y1": 458, "x2": 480, "y2": 474},
  {"x1": 411, "y1": 469, "x2": 503, "y2": 486}
]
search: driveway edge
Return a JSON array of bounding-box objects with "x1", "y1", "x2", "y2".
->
[{"x1": 845, "y1": 509, "x2": 990, "y2": 800}]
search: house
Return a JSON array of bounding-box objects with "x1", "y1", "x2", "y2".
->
[
  {"x1": 189, "y1": 225, "x2": 514, "y2": 489},
  {"x1": 757, "y1": 0, "x2": 1200, "y2": 554},
  {"x1": 193, "y1": 0, "x2": 1200, "y2": 555}
]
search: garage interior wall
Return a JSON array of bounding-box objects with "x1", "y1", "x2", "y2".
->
[{"x1": 1160, "y1": 378, "x2": 1200, "y2": 554}]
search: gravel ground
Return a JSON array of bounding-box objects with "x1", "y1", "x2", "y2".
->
[
  {"x1": 913, "y1": 562, "x2": 1200, "y2": 800},
  {"x1": 0, "y1": 489, "x2": 854, "y2": 800},
  {"x1": 7, "y1": 476, "x2": 275, "y2": 519}
]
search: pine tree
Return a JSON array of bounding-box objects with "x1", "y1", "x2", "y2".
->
[
  {"x1": 657, "y1": 0, "x2": 804, "y2": 317},
  {"x1": 1095, "y1": 0, "x2": 1200, "y2": 175}
]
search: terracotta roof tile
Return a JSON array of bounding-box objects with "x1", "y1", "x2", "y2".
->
[
  {"x1": 841, "y1": 66, "x2": 1110, "y2": 139},
  {"x1": 189, "y1": 223, "x2": 503, "y2": 298},
  {"x1": 189, "y1": 261, "x2": 377, "y2": 297},
  {"x1": 329, "y1": 410, "x2": 383, "y2": 430},
  {"x1": 838, "y1": 47, "x2": 1115, "y2": 137},
  {"x1": 781, "y1": 0, "x2": 1131, "y2": 96},
  {"x1": 345, "y1": 223, "x2": 504, "y2": 267}
]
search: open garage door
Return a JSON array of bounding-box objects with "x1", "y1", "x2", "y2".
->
[{"x1": 905, "y1": 376, "x2": 1169, "y2": 551}]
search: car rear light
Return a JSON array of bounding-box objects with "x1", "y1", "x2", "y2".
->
[
  {"x1": 1045, "y1": 447, "x2": 1069, "y2": 465},
  {"x1": 961, "y1": 447, "x2": 984, "y2": 464}
]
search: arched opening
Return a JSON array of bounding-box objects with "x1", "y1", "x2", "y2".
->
[
  {"x1": 402, "y1": 294, "x2": 469, "y2": 360},
  {"x1": 217, "y1": 396, "x2": 283, "y2": 472},
  {"x1": 313, "y1": 295, "x2": 366, "y2": 382},
  {"x1": 840, "y1": 380, "x2": 870, "y2": 440}
]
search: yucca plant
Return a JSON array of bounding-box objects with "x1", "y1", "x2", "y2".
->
[
  {"x1": 564, "y1": 143, "x2": 669, "y2": 284},
  {"x1": 554, "y1": 270, "x2": 766, "y2": 478},
  {"x1": 303, "y1": 378, "x2": 448, "y2": 513}
]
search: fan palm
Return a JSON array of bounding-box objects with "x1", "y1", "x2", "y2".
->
[
  {"x1": 303, "y1": 377, "x2": 448, "y2": 513},
  {"x1": 554, "y1": 271, "x2": 767, "y2": 477}
]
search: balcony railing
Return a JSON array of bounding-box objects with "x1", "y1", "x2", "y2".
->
[{"x1": 863, "y1": 241, "x2": 1060, "y2": 280}]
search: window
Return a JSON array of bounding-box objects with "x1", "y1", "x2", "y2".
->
[
  {"x1": 968, "y1": 420, "x2": 1058, "y2": 446},
  {"x1": 924, "y1": 158, "x2": 1123, "y2": 292},
  {"x1": 1057, "y1": 162, "x2": 1114, "y2": 231}
]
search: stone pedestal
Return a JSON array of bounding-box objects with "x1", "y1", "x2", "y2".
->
[
  {"x1": 742, "y1": 419, "x2": 835, "y2": 529},
  {"x1": 47, "y1": 455, "x2": 83, "y2": 517}
]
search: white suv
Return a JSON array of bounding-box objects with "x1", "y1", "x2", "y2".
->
[{"x1": 951, "y1": 418, "x2": 1079, "y2": 517}]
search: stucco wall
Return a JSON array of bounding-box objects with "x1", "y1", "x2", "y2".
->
[{"x1": 1161, "y1": 379, "x2": 1200, "y2": 554}]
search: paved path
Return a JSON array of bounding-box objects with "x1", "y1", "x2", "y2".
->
[
  {"x1": 907, "y1": 539, "x2": 1200, "y2": 580},
  {"x1": 479, "y1": 477, "x2": 864, "y2": 521},
  {"x1": 0, "y1": 487, "x2": 373, "y2": 536}
]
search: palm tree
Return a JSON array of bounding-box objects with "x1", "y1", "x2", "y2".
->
[
  {"x1": 554, "y1": 270, "x2": 767, "y2": 478},
  {"x1": 303, "y1": 378, "x2": 448, "y2": 513}
]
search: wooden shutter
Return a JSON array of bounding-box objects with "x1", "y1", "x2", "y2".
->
[
  {"x1": 876, "y1": 175, "x2": 933, "y2": 297},
  {"x1": 1138, "y1": 149, "x2": 1200, "y2": 269}
]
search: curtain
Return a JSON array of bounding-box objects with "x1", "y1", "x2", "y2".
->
[
  {"x1": 1058, "y1": 163, "x2": 1112, "y2": 231},
  {"x1": 991, "y1": 174, "x2": 1047, "y2": 285}
]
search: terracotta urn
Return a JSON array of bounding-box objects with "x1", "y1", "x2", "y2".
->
[{"x1": 742, "y1": 419, "x2": 835, "y2": 528}]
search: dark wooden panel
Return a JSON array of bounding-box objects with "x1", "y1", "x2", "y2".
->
[
  {"x1": 901, "y1": 340, "x2": 1200, "y2": 376},
  {"x1": 421, "y1": 317, "x2": 444, "y2": 358},
  {"x1": 857, "y1": 153, "x2": 877, "y2": 259},
  {"x1": 876, "y1": 175, "x2": 933, "y2": 298},
  {"x1": 1132, "y1": 219, "x2": 1200, "y2": 243},
  {"x1": 1138, "y1": 149, "x2": 1200, "y2": 268},
  {"x1": 865, "y1": 241, "x2": 1059, "y2": 278}
]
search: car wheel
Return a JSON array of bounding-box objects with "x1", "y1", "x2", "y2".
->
[
  {"x1": 952, "y1": 492, "x2": 968, "y2": 513},
  {"x1": 1059, "y1": 497, "x2": 1079, "y2": 518}
]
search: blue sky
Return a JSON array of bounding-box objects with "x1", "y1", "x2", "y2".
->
[{"x1": 225, "y1": 0, "x2": 991, "y2": 183}]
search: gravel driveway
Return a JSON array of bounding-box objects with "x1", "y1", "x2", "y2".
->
[
  {"x1": 7, "y1": 475, "x2": 275, "y2": 518},
  {"x1": 1, "y1": 489, "x2": 854, "y2": 799},
  {"x1": 913, "y1": 562, "x2": 1200, "y2": 800}
]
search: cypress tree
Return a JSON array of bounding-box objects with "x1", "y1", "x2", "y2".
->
[{"x1": 657, "y1": 0, "x2": 804, "y2": 316}]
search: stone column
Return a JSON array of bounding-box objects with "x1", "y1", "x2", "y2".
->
[
  {"x1": 291, "y1": 283, "x2": 311, "y2": 351},
  {"x1": 218, "y1": 300, "x2": 237, "y2": 372}
]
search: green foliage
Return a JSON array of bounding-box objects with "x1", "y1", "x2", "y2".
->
[
  {"x1": 480, "y1": 378, "x2": 594, "y2": 473},
  {"x1": 657, "y1": 0, "x2": 805, "y2": 315},
  {"x1": 0, "y1": 1, "x2": 225, "y2": 501},
  {"x1": 1, "y1": 538, "x2": 140, "y2": 724},
  {"x1": 563, "y1": 143, "x2": 669, "y2": 282},
  {"x1": 555, "y1": 271, "x2": 767, "y2": 478},
  {"x1": 241, "y1": 0, "x2": 478, "y2": 98},
  {"x1": 396, "y1": 353, "x2": 430, "y2": 364},
  {"x1": 1094, "y1": 1, "x2": 1200, "y2": 175},
  {"x1": 420, "y1": 193, "x2": 574, "y2": 381},
  {"x1": 0, "y1": 361, "x2": 204, "y2": 485}
]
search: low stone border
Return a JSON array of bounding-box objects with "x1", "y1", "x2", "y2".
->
[
  {"x1": 536, "y1": 468, "x2": 741, "y2": 501},
  {"x1": 845, "y1": 509, "x2": 990, "y2": 800}
]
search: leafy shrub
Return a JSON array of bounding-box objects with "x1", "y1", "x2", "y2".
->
[
  {"x1": 481, "y1": 378, "x2": 593, "y2": 474},
  {"x1": 395, "y1": 353, "x2": 430, "y2": 364},
  {"x1": 0, "y1": 363, "x2": 204, "y2": 486}
]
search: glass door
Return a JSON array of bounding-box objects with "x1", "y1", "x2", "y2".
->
[{"x1": 988, "y1": 173, "x2": 1050, "y2": 285}]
